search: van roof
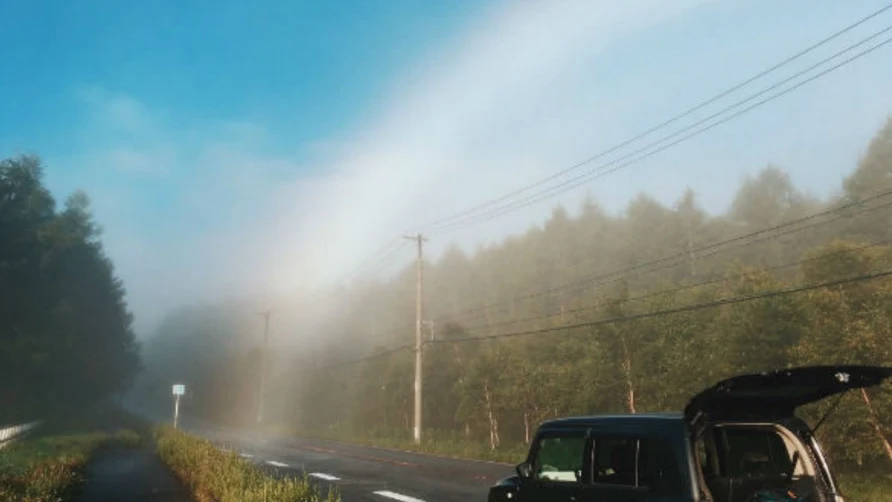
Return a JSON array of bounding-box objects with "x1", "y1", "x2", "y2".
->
[{"x1": 539, "y1": 412, "x2": 686, "y2": 431}]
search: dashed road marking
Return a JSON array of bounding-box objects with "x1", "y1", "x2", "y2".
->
[
  {"x1": 266, "y1": 460, "x2": 289, "y2": 467},
  {"x1": 239, "y1": 453, "x2": 254, "y2": 459},
  {"x1": 373, "y1": 490, "x2": 426, "y2": 502},
  {"x1": 309, "y1": 472, "x2": 340, "y2": 481},
  {"x1": 299, "y1": 446, "x2": 415, "y2": 467}
]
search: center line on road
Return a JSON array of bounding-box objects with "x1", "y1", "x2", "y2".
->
[
  {"x1": 239, "y1": 453, "x2": 254, "y2": 458},
  {"x1": 266, "y1": 460, "x2": 289, "y2": 467},
  {"x1": 309, "y1": 472, "x2": 340, "y2": 481},
  {"x1": 299, "y1": 446, "x2": 415, "y2": 467},
  {"x1": 373, "y1": 490, "x2": 426, "y2": 502}
]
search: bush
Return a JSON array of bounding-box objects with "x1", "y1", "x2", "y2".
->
[{"x1": 154, "y1": 426, "x2": 339, "y2": 502}]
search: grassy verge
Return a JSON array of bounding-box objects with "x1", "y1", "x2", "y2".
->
[
  {"x1": 154, "y1": 425, "x2": 340, "y2": 502},
  {"x1": 0, "y1": 428, "x2": 141, "y2": 502}
]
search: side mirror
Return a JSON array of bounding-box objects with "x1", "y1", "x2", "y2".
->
[{"x1": 516, "y1": 462, "x2": 533, "y2": 479}]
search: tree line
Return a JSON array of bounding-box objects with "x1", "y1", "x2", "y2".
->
[
  {"x1": 136, "y1": 117, "x2": 892, "y2": 470},
  {"x1": 0, "y1": 156, "x2": 140, "y2": 423}
]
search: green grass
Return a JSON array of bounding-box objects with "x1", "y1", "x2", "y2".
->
[
  {"x1": 154, "y1": 425, "x2": 340, "y2": 502},
  {"x1": 0, "y1": 428, "x2": 142, "y2": 502}
]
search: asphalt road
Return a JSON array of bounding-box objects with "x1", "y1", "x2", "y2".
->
[
  {"x1": 73, "y1": 446, "x2": 192, "y2": 502},
  {"x1": 175, "y1": 418, "x2": 515, "y2": 502}
]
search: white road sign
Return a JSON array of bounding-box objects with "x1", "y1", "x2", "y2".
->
[{"x1": 172, "y1": 384, "x2": 186, "y2": 396}]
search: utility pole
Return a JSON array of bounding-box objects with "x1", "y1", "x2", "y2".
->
[
  {"x1": 173, "y1": 393, "x2": 181, "y2": 429},
  {"x1": 256, "y1": 310, "x2": 271, "y2": 426},
  {"x1": 403, "y1": 233, "x2": 428, "y2": 444}
]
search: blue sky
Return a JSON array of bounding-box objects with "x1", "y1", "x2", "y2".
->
[
  {"x1": 2, "y1": 0, "x2": 892, "y2": 335},
  {"x1": 1, "y1": 0, "x2": 477, "y2": 151}
]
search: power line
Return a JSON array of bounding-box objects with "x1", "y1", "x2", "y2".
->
[
  {"x1": 314, "y1": 263, "x2": 892, "y2": 369},
  {"x1": 431, "y1": 190, "x2": 892, "y2": 323},
  {"x1": 332, "y1": 237, "x2": 410, "y2": 288},
  {"x1": 444, "y1": 197, "x2": 892, "y2": 328},
  {"x1": 426, "y1": 28, "x2": 892, "y2": 235},
  {"x1": 356, "y1": 191, "x2": 892, "y2": 343},
  {"x1": 342, "y1": 237, "x2": 403, "y2": 281},
  {"x1": 428, "y1": 30, "x2": 892, "y2": 234},
  {"x1": 320, "y1": 344, "x2": 411, "y2": 371},
  {"x1": 453, "y1": 236, "x2": 892, "y2": 333},
  {"x1": 315, "y1": 10, "x2": 892, "y2": 332},
  {"x1": 315, "y1": 11, "x2": 892, "y2": 350},
  {"x1": 413, "y1": 2, "x2": 892, "y2": 233},
  {"x1": 302, "y1": 238, "x2": 411, "y2": 308},
  {"x1": 354, "y1": 240, "x2": 413, "y2": 280},
  {"x1": 428, "y1": 267, "x2": 892, "y2": 345}
]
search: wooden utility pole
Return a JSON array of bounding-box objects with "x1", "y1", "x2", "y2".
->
[
  {"x1": 403, "y1": 233, "x2": 428, "y2": 444},
  {"x1": 257, "y1": 310, "x2": 271, "y2": 425}
]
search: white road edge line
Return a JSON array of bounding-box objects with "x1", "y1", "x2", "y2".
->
[
  {"x1": 266, "y1": 460, "x2": 289, "y2": 467},
  {"x1": 373, "y1": 490, "x2": 426, "y2": 502},
  {"x1": 309, "y1": 472, "x2": 341, "y2": 481}
]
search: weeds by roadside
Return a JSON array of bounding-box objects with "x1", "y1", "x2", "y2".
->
[
  {"x1": 154, "y1": 425, "x2": 340, "y2": 502},
  {"x1": 0, "y1": 428, "x2": 141, "y2": 502}
]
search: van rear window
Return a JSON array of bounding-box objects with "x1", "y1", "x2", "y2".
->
[{"x1": 718, "y1": 428, "x2": 795, "y2": 477}]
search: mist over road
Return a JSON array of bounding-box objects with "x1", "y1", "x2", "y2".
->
[
  {"x1": 137, "y1": 408, "x2": 512, "y2": 502},
  {"x1": 198, "y1": 427, "x2": 510, "y2": 502}
]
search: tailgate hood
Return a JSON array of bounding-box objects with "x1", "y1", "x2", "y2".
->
[{"x1": 684, "y1": 365, "x2": 892, "y2": 422}]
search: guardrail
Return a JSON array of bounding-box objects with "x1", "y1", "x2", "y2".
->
[{"x1": 0, "y1": 421, "x2": 41, "y2": 450}]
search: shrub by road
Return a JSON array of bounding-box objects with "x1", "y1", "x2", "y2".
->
[{"x1": 155, "y1": 425, "x2": 340, "y2": 502}]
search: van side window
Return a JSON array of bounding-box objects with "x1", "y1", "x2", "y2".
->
[
  {"x1": 531, "y1": 432, "x2": 586, "y2": 483},
  {"x1": 592, "y1": 436, "x2": 684, "y2": 495}
]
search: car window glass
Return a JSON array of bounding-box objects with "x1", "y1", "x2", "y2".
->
[
  {"x1": 532, "y1": 433, "x2": 586, "y2": 483},
  {"x1": 640, "y1": 437, "x2": 685, "y2": 494},
  {"x1": 592, "y1": 436, "x2": 684, "y2": 495},
  {"x1": 720, "y1": 428, "x2": 794, "y2": 477}
]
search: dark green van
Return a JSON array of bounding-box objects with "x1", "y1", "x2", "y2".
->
[{"x1": 488, "y1": 365, "x2": 891, "y2": 502}]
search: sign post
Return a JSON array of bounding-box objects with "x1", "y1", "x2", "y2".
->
[{"x1": 172, "y1": 384, "x2": 185, "y2": 429}]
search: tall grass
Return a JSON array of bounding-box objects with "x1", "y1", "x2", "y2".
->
[
  {"x1": 0, "y1": 429, "x2": 141, "y2": 502},
  {"x1": 154, "y1": 425, "x2": 339, "y2": 502}
]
